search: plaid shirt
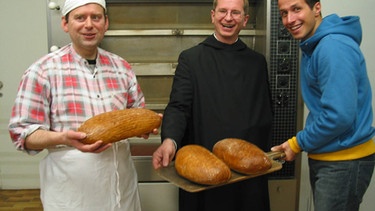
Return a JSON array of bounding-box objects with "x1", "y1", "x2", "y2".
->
[{"x1": 8, "y1": 44, "x2": 145, "y2": 153}]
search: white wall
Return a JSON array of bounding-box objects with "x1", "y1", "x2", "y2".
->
[
  {"x1": 299, "y1": 1, "x2": 375, "y2": 210},
  {"x1": 0, "y1": 0, "x2": 48, "y2": 189}
]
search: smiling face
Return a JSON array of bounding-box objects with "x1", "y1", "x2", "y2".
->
[
  {"x1": 278, "y1": 0, "x2": 322, "y2": 41},
  {"x1": 61, "y1": 3, "x2": 108, "y2": 59},
  {"x1": 211, "y1": 0, "x2": 249, "y2": 44}
]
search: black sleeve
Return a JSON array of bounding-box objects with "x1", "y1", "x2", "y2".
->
[{"x1": 161, "y1": 51, "x2": 193, "y2": 148}]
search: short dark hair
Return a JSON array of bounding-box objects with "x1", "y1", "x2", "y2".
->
[{"x1": 305, "y1": 0, "x2": 320, "y2": 9}]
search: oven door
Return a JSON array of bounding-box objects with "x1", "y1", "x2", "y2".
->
[{"x1": 130, "y1": 139, "x2": 179, "y2": 211}]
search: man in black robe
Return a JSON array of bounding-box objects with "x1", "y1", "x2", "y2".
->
[{"x1": 152, "y1": 0, "x2": 273, "y2": 210}]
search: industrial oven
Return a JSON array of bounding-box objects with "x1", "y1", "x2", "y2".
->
[{"x1": 47, "y1": 0, "x2": 303, "y2": 210}]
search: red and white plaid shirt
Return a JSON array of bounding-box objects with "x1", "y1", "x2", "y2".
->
[{"x1": 8, "y1": 44, "x2": 145, "y2": 153}]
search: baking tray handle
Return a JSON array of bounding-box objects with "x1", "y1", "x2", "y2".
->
[{"x1": 266, "y1": 151, "x2": 286, "y2": 161}]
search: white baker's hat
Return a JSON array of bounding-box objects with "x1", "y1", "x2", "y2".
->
[{"x1": 62, "y1": 0, "x2": 107, "y2": 16}]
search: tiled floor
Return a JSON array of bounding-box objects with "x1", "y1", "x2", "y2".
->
[{"x1": 0, "y1": 189, "x2": 42, "y2": 211}]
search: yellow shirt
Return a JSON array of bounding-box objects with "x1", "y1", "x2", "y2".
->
[{"x1": 288, "y1": 137, "x2": 375, "y2": 161}]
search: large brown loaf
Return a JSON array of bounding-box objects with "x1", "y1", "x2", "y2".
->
[
  {"x1": 213, "y1": 138, "x2": 272, "y2": 175},
  {"x1": 175, "y1": 145, "x2": 231, "y2": 185},
  {"x1": 77, "y1": 108, "x2": 161, "y2": 144}
]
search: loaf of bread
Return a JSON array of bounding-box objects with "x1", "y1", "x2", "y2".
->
[
  {"x1": 77, "y1": 108, "x2": 161, "y2": 144},
  {"x1": 175, "y1": 145, "x2": 231, "y2": 185},
  {"x1": 213, "y1": 138, "x2": 272, "y2": 175}
]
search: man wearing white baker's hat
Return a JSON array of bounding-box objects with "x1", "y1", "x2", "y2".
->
[
  {"x1": 62, "y1": 0, "x2": 107, "y2": 16},
  {"x1": 61, "y1": 0, "x2": 108, "y2": 60},
  {"x1": 8, "y1": 0, "x2": 145, "y2": 210}
]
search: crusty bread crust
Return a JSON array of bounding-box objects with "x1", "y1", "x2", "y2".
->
[
  {"x1": 213, "y1": 138, "x2": 272, "y2": 175},
  {"x1": 175, "y1": 145, "x2": 231, "y2": 185},
  {"x1": 77, "y1": 108, "x2": 161, "y2": 144}
]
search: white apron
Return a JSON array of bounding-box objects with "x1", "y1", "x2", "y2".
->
[{"x1": 39, "y1": 140, "x2": 141, "y2": 211}]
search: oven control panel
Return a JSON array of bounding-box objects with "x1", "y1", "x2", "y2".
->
[{"x1": 268, "y1": 0, "x2": 301, "y2": 179}]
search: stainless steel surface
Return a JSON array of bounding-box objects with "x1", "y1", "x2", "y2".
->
[
  {"x1": 138, "y1": 183, "x2": 179, "y2": 211},
  {"x1": 129, "y1": 138, "x2": 179, "y2": 211},
  {"x1": 105, "y1": 29, "x2": 258, "y2": 36},
  {"x1": 98, "y1": 2, "x2": 260, "y2": 114},
  {"x1": 132, "y1": 156, "x2": 164, "y2": 182},
  {"x1": 129, "y1": 137, "x2": 162, "y2": 182}
]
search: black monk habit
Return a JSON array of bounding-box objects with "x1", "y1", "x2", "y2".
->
[{"x1": 161, "y1": 35, "x2": 273, "y2": 211}]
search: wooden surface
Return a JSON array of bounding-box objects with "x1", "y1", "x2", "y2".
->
[{"x1": 0, "y1": 189, "x2": 42, "y2": 211}]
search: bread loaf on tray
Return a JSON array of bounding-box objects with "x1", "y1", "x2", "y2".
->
[
  {"x1": 77, "y1": 108, "x2": 161, "y2": 144},
  {"x1": 175, "y1": 145, "x2": 231, "y2": 185},
  {"x1": 213, "y1": 138, "x2": 272, "y2": 175}
]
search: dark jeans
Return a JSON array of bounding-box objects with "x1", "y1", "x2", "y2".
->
[{"x1": 309, "y1": 154, "x2": 375, "y2": 211}]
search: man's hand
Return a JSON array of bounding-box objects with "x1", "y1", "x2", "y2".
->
[
  {"x1": 65, "y1": 131, "x2": 112, "y2": 153},
  {"x1": 152, "y1": 138, "x2": 176, "y2": 169},
  {"x1": 25, "y1": 129, "x2": 111, "y2": 153},
  {"x1": 271, "y1": 140, "x2": 297, "y2": 161}
]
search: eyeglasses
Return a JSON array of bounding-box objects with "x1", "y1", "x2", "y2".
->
[{"x1": 215, "y1": 9, "x2": 243, "y2": 19}]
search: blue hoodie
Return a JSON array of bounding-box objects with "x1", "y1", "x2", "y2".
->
[{"x1": 297, "y1": 14, "x2": 375, "y2": 156}]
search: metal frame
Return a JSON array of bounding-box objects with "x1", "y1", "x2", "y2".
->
[
  {"x1": 105, "y1": 29, "x2": 259, "y2": 36},
  {"x1": 106, "y1": 0, "x2": 260, "y2": 3},
  {"x1": 107, "y1": 0, "x2": 212, "y2": 3}
]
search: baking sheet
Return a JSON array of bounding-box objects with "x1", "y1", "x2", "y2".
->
[{"x1": 155, "y1": 151, "x2": 285, "y2": 192}]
